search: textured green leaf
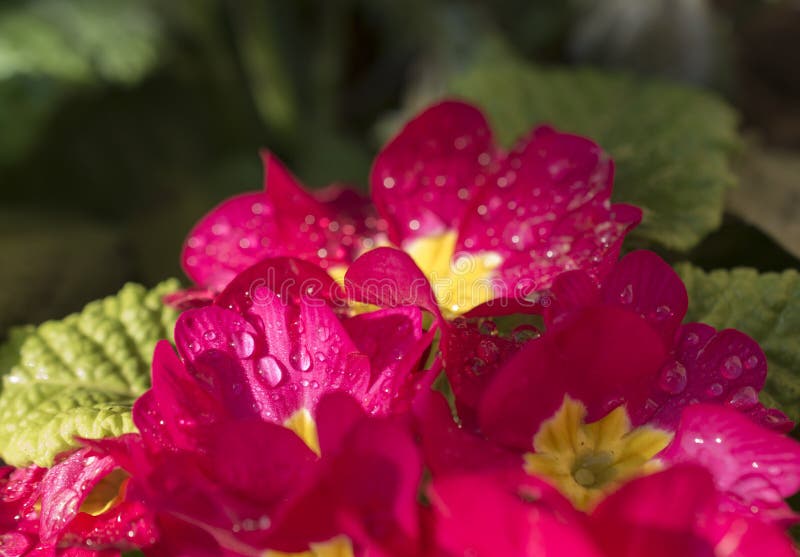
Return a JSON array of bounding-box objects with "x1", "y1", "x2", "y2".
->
[
  {"x1": 676, "y1": 264, "x2": 800, "y2": 422},
  {"x1": 421, "y1": 41, "x2": 740, "y2": 251},
  {"x1": 0, "y1": 280, "x2": 180, "y2": 466}
]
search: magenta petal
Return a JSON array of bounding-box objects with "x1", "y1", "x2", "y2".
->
[
  {"x1": 479, "y1": 306, "x2": 665, "y2": 451},
  {"x1": 63, "y1": 500, "x2": 157, "y2": 551},
  {"x1": 182, "y1": 192, "x2": 274, "y2": 291},
  {"x1": 643, "y1": 325, "x2": 770, "y2": 429},
  {"x1": 662, "y1": 404, "x2": 800, "y2": 524},
  {"x1": 183, "y1": 153, "x2": 381, "y2": 291},
  {"x1": 342, "y1": 306, "x2": 423, "y2": 386},
  {"x1": 315, "y1": 391, "x2": 366, "y2": 457},
  {"x1": 600, "y1": 250, "x2": 688, "y2": 343},
  {"x1": 701, "y1": 512, "x2": 796, "y2": 557},
  {"x1": 589, "y1": 464, "x2": 718, "y2": 557},
  {"x1": 39, "y1": 449, "x2": 118, "y2": 545},
  {"x1": 456, "y1": 124, "x2": 640, "y2": 298},
  {"x1": 414, "y1": 391, "x2": 521, "y2": 478},
  {"x1": 203, "y1": 419, "x2": 318, "y2": 507},
  {"x1": 215, "y1": 256, "x2": 346, "y2": 315},
  {"x1": 134, "y1": 341, "x2": 222, "y2": 452},
  {"x1": 345, "y1": 247, "x2": 442, "y2": 319},
  {"x1": 429, "y1": 475, "x2": 600, "y2": 557},
  {"x1": 371, "y1": 100, "x2": 496, "y2": 244},
  {"x1": 177, "y1": 298, "x2": 369, "y2": 424},
  {"x1": 441, "y1": 317, "x2": 524, "y2": 430}
]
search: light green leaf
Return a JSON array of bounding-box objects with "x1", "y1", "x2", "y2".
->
[
  {"x1": 0, "y1": 280, "x2": 180, "y2": 466},
  {"x1": 421, "y1": 40, "x2": 740, "y2": 251},
  {"x1": 676, "y1": 264, "x2": 800, "y2": 422}
]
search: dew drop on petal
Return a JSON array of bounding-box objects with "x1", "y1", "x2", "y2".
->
[
  {"x1": 727, "y1": 386, "x2": 758, "y2": 410},
  {"x1": 231, "y1": 331, "x2": 255, "y2": 358},
  {"x1": 705, "y1": 383, "x2": 724, "y2": 398},
  {"x1": 188, "y1": 341, "x2": 202, "y2": 354},
  {"x1": 203, "y1": 330, "x2": 217, "y2": 342},
  {"x1": 619, "y1": 284, "x2": 633, "y2": 305},
  {"x1": 257, "y1": 356, "x2": 284, "y2": 388},
  {"x1": 744, "y1": 355, "x2": 759, "y2": 370},
  {"x1": 720, "y1": 355, "x2": 743, "y2": 380},
  {"x1": 290, "y1": 347, "x2": 312, "y2": 372},
  {"x1": 658, "y1": 361, "x2": 687, "y2": 394}
]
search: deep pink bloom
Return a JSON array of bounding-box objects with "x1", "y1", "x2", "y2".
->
[
  {"x1": 544, "y1": 250, "x2": 792, "y2": 432},
  {"x1": 428, "y1": 465, "x2": 797, "y2": 557},
  {"x1": 663, "y1": 404, "x2": 800, "y2": 525},
  {"x1": 136, "y1": 257, "x2": 433, "y2": 455},
  {"x1": 95, "y1": 393, "x2": 424, "y2": 556},
  {"x1": 182, "y1": 101, "x2": 640, "y2": 315}
]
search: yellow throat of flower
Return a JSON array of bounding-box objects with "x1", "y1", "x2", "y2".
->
[
  {"x1": 330, "y1": 230, "x2": 501, "y2": 317},
  {"x1": 268, "y1": 410, "x2": 353, "y2": 557},
  {"x1": 524, "y1": 396, "x2": 673, "y2": 510}
]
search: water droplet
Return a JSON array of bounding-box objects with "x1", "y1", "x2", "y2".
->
[
  {"x1": 290, "y1": 347, "x2": 312, "y2": 372},
  {"x1": 705, "y1": 383, "x2": 724, "y2": 398},
  {"x1": 685, "y1": 332, "x2": 700, "y2": 345},
  {"x1": 727, "y1": 386, "x2": 758, "y2": 410},
  {"x1": 477, "y1": 339, "x2": 500, "y2": 364},
  {"x1": 512, "y1": 324, "x2": 541, "y2": 343},
  {"x1": 658, "y1": 361, "x2": 687, "y2": 394},
  {"x1": 654, "y1": 305, "x2": 672, "y2": 321},
  {"x1": 317, "y1": 327, "x2": 330, "y2": 341},
  {"x1": 744, "y1": 355, "x2": 759, "y2": 370},
  {"x1": 619, "y1": 284, "x2": 633, "y2": 305},
  {"x1": 257, "y1": 356, "x2": 284, "y2": 387},
  {"x1": 203, "y1": 330, "x2": 217, "y2": 342},
  {"x1": 188, "y1": 341, "x2": 202, "y2": 353},
  {"x1": 720, "y1": 355, "x2": 743, "y2": 380},
  {"x1": 231, "y1": 331, "x2": 255, "y2": 358}
]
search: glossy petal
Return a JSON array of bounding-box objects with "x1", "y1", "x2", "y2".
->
[
  {"x1": 641, "y1": 325, "x2": 771, "y2": 429},
  {"x1": 480, "y1": 306, "x2": 665, "y2": 451},
  {"x1": 371, "y1": 100, "x2": 496, "y2": 244},
  {"x1": 175, "y1": 300, "x2": 369, "y2": 425},
  {"x1": 183, "y1": 153, "x2": 381, "y2": 290},
  {"x1": 344, "y1": 247, "x2": 442, "y2": 319},
  {"x1": 457, "y1": 125, "x2": 640, "y2": 298},
  {"x1": 589, "y1": 464, "x2": 719, "y2": 557},
  {"x1": 440, "y1": 317, "x2": 526, "y2": 429},
  {"x1": 662, "y1": 404, "x2": 800, "y2": 524},
  {"x1": 342, "y1": 307, "x2": 433, "y2": 416},
  {"x1": 600, "y1": 250, "x2": 688, "y2": 344},
  {"x1": 414, "y1": 391, "x2": 521, "y2": 478},
  {"x1": 429, "y1": 474, "x2": 600, "y2": 557}
]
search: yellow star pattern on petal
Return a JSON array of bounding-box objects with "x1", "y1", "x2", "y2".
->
[{"x1": 524, "y1": 395, "x2": 673, "y2": 510}]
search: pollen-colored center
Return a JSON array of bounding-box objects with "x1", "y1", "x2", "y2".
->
[
  {"x1": 284, "y1": 407, "x2": 321, "y2": 455},
  {"x1": 404, "y1": 230, "x2": 501, "y2": 317},
  {"x1": 266, "y1": 535, "x2": 354, "y2": 557},
  {"x1": 524, "y1": 395, "x2": 672, "y2": 510}
]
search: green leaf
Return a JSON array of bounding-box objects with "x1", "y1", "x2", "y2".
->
[
  {"x1": 422, "y1": 40, "x2": 740, "y2": 251},
  {"x1": 676, "y1": 264, "x2": 800, "y2": 422},
  {"x1": 0, "y1": 280, "x2": 180, "y2": 466}
]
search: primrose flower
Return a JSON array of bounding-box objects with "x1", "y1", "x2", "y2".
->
[
  {"x1": 428, "y1": 465, "x2": 798, "y2": 556},
  {"x1": 0, "y1": 448, "x2": 156, "y2": 557},
  {"x1": 182, "y1": 101, "x2": 640, "y2": 317}
]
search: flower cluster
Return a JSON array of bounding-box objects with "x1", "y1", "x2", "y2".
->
[{"x1": 2, "y1": 101, "x2": 798, "y2": 556}]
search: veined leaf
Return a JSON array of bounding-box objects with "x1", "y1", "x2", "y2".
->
[{"x1": 0, "y1": 280, "x2": 180, "y2": 466}]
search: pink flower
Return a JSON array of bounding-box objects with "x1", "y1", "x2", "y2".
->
[
  {"x1": 428, "y1": 465, "x2": 797, "y2": 556},
  {"x1": 182, "y1": 101, "x2": 640, "y2": 316},
  {"x1": 0, "y1": 448, "x2": 156, "y2": 557}
]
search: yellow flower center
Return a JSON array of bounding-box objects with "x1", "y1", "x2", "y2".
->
[
  {"x1": 79, "y1": 468, "x2": 128, "y2": 516},
  {"x1": 284, "y1": 407, "x2": 320, "y2": 456},
  {"x1": 524, "y1": 396, "x2": 672, "y2": 510},
  {"x1": 265, "y1": 535, "x2": 354, "y2": 557},
  {"x1": 330, "y1": 231, "x2": 501, "y2": 317},
  {"x1": 404, "y1": 231, "x2": 501, "y2": 317},
  {"x1": 268, "y1": 413, "x2": 352, "y2": 557}
]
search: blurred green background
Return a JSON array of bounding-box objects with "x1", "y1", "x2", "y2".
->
[{"x1": 1, "y1": 0, "x2": 799, "y2": 335}]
